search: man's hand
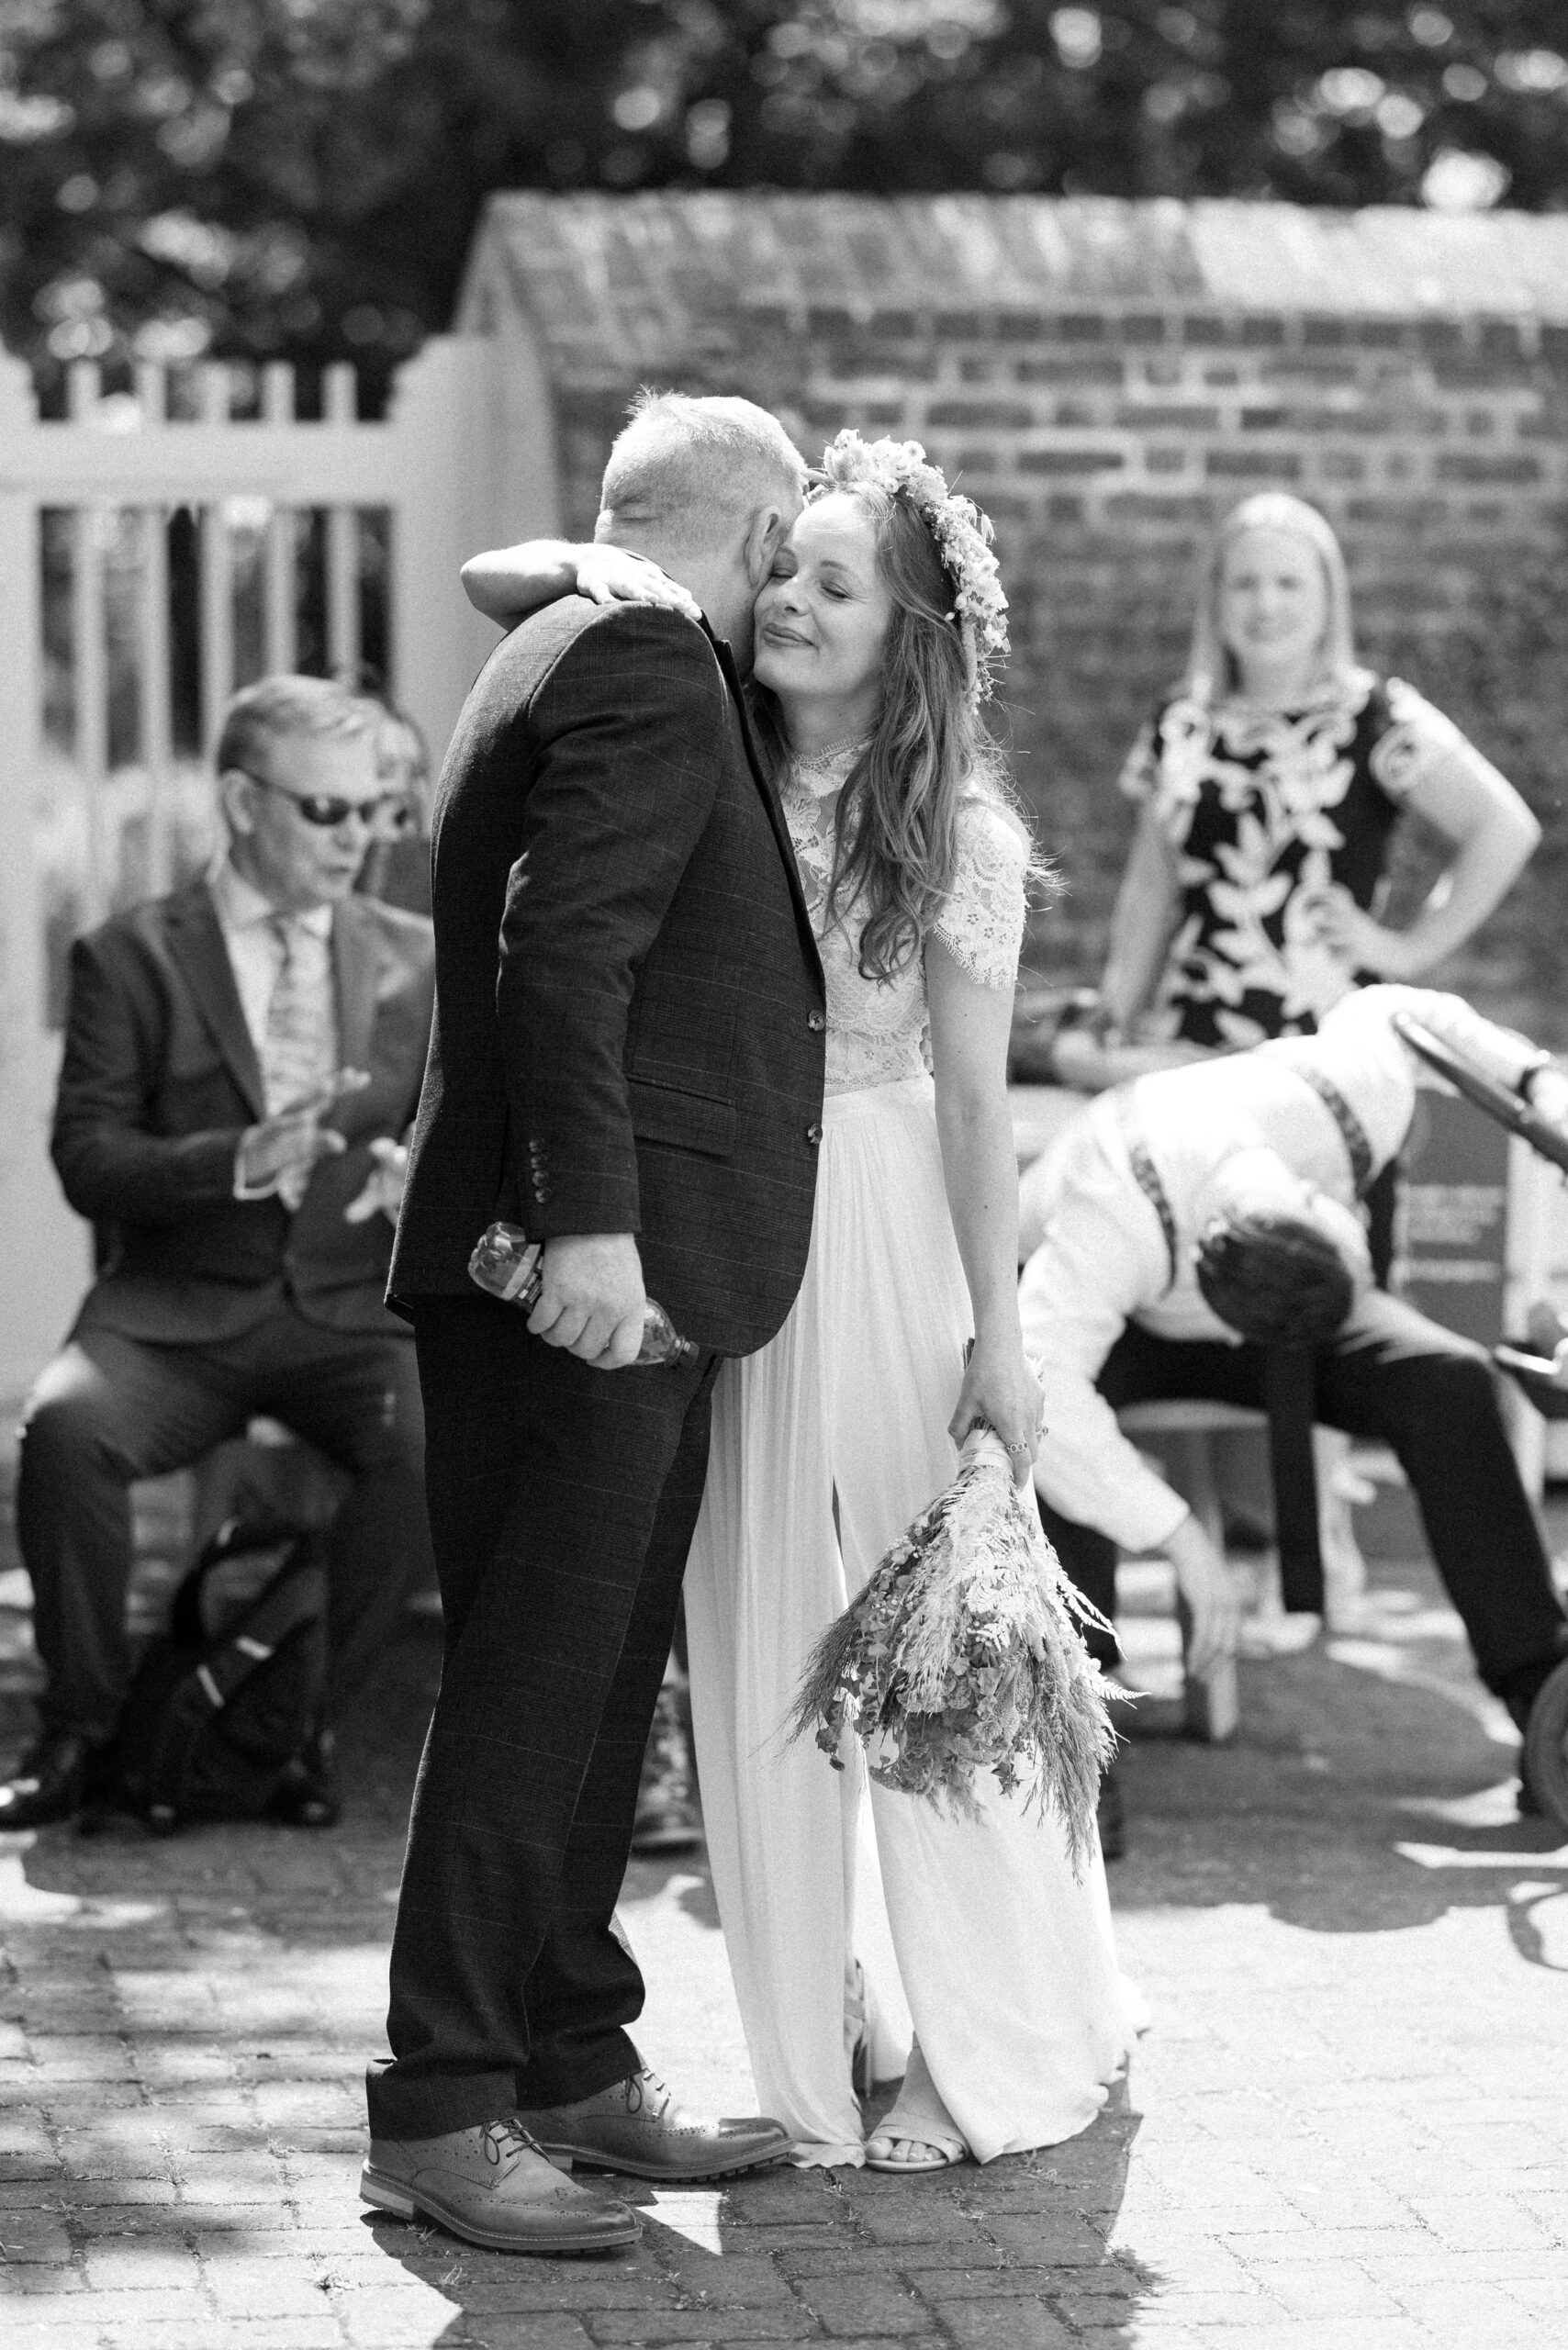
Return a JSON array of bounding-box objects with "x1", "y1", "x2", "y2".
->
[
  {"x1": 343, "y1": 1136, "x2": 409, "y2": 1226},
  {"x1": 1163, "y1": 1513, "x2": 1241, "y2": 1679},
  {"x1": 1526, "y1": 1063, "x2": 1568, "y2": 1143},
  {"x1": 235, "y1": 1069, "x2": 370, "y2": 1211},
  {"x1": 529, "y1": 1233, "x2": 647, "y2": 1368}
]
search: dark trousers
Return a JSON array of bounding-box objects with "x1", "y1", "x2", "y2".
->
[
  {"x1": 1036, "y1": 1290, "x2": 1567, "y2": 1702},
  {"x1": 367, "y1": 1292, "x2": 720, "y2": 2143},
  {"x1": 15, "y1": 1300, "x2": 431, "y2": 1743}
]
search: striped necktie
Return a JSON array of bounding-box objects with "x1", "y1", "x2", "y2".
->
[{"x1": 262, "y1": 915, "x2": 337, "y2": 1116}]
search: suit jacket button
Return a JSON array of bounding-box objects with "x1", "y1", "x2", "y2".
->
[
  {"x1": 535, "y1": 1183, "x2": 552, "y2": 1203},
  {"x1": 807, "y1": 1010, "x2": 825, "y2": 1032},
  {"x1": 805, "y1": 1123, "x2": 823, "y2": 1147}
]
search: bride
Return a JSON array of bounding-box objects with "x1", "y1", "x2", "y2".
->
[{"x1": 463, "y1": 426, "x2": 1137, "y2": 2170}]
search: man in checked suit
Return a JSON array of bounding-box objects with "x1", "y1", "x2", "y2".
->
[
  {"x1": 361, "y1": 395, "x2": 826, "y2": 2255},
  {"x1": 3, "y1": 676, "x2": 435, "y2": 1832}
]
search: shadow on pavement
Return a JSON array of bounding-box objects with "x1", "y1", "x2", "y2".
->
[
  {"x1": 358, "y1": 2077, "x2": 1162, "y2": 2349},
  {"x1": 1108, "y1": 1550, "x2": 1568, "y2": 1952},
  {"x1": 1, "y1": 1458, "x2": 1562, "y2": 2339}
]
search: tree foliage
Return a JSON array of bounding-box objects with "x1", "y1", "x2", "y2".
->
[{"x1": 3, "y1": 2, "x2": 1566, "y2": 397}]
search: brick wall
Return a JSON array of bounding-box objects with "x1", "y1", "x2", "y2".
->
[{"x1": 465, "y1": 197, "x2": 1568, "y2": 1043}]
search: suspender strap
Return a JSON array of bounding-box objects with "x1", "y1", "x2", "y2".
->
[
  {"x1": 1114, "y1": 1091, "x2": 1180, "y2": 1293},
  {"x1": 1294, "y1": 1064, "x2": 1375, "y2": 1198}
]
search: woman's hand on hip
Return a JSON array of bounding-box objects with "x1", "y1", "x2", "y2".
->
[
  {"x1": 949, "y1": 1332, "x2": 1045, "y2": 1488},
  {"x1": 1304, "y1": 884, "x2": 1417, "y2": 979}
]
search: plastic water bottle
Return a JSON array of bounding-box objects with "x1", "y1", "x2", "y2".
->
[{"x1": 467, "y1": 1222, "x2": 699, "y2": 1367}]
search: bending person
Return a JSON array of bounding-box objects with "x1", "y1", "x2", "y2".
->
[{"x1": 1018, "y1": 982, "x2": 1568, "y2": 1850}]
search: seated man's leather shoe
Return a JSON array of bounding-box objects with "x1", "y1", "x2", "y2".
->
[
  {"x1": 521, "y1": 2066, "x2": 790, "y2": 2181},
  {"x1": 0, "y1": 1731, "x2": 98, "y2": 1830},
  {"x1": 361, "y1": 2113, "x2": 640, "y2": 2254},
  {"x1": 1521, "y1": 1656, "x2": 1568, "y2": 1832},
  {"x1": 631, "y1": 1684, "x2": 702, "y2": 1857},
  {"x1": 1096, "y1": 1762, "x2": 1126, "y2": 1863},
  {"x1": 267, "y1": 1728, "x2": 341, "y2": 1830}
]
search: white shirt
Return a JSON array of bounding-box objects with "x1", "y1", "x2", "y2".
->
[
  {"x1": 207, "y1": 857, "x2": 337, "y2": 1074},
  {"x1": 1018, "y1": 986, "x2": 1544, "y2": 1556}
]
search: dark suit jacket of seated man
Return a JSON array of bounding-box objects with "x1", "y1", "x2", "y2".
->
[
  {"x1": 1017, "y1": 983, "x2": 1568, "y2": 1754},
  {"x1": 7, "y1": 674, "x2": 436, "y2": 1830}
]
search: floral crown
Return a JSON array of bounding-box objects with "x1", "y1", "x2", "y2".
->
[{"x1": 813, "y1": 431, "x2": 1010, "y2": 707}]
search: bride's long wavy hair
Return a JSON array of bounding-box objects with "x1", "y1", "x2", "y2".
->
[{"x1": 754, "y1": 453, "x2": 1033, "y2": 984}]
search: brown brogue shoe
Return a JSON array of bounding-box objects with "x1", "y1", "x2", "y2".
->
[
  {"x1": 360, "y1": 2113, "x2": 641, "y2": 2254},
  {"x1": 521, "y1": 2067, "x2": 790, "y2": 2181}
]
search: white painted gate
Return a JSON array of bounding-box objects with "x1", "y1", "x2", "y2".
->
[{"x1": 0, "y1": 333, "x2": 518, "y2": 1390}]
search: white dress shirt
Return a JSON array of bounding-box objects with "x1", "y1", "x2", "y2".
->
[
  {"x1": 207, "y1": 857, "x2": 338, "y2": 1091},
  {"x1": 1018, "y1": 986, "x2": 1544, "y2": 1557}
]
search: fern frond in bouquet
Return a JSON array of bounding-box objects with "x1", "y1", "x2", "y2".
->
[{"x1": 790, "y1": 1427, "x2": 1119, "y2": 1874}]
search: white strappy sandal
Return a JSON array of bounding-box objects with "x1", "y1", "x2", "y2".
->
[
  {"x1": 863, "y1": 2130, "x2": 969, "y2": 2173},
  {"x1": 863, "y1": 2040, "x2": 969, "y2": 2172}
]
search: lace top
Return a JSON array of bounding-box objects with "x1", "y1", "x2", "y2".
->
[{"x1": 778, "y1": 740, "x2": 1029, "y2": 1096}]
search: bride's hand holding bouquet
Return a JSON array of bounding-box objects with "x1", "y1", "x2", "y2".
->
[{"x1": 948, "y1": 1320, "x2": 1044, "y2": 1489}]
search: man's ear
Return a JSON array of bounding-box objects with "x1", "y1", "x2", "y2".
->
[
  {"x1": 742, "y1": 504, "x2": 788, "y2": 589},
  {"x1": 218, "y1": 767, "x2": 258, "y2": 840}
]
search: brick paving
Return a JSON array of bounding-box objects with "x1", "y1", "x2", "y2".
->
[{"x1": 2, "y1": 1471, "x2": 1566, "y2": 2349}]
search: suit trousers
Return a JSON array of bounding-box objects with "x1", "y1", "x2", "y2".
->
[
  {"x1": 16, "y1": 1296, "x2": 431, "y2": 1743},
  {"x1": 1036, "y1": 1290, "x2": 1567, "y2": 1704},
  {"x1": 367, "y1": 1292, "x2": 720, "y2": 2143}
]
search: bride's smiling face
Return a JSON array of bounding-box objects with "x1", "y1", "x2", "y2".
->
[{"x1": 751, "y1": 493, "x2": 893, "y2": 724}]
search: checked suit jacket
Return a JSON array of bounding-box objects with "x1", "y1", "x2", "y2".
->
[
  {"x1": 389, "y1": 599, "x2": 826, "y2": 1353},
  {"x1": 52, "y1": 878, "x2": 436, "y2": 1345}
]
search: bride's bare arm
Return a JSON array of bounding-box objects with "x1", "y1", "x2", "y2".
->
[
  {"x1": 461, "y1": 541, "x2": 700, "y2": 627},
  {"x1": 927, "y1": 937, "x2": 1043, "y2": 1486}
]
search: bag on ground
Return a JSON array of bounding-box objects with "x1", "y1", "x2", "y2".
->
[{"x1": 105, "y1": 1516, "x2": 328, "y2": 1832}]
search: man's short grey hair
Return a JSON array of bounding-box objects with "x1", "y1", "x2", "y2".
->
[
  {"x1": 216, "y1": 674, "x2": 375, "y2": 782},
  {"x1": 598, "y1": 389, "x2": 806, "y2": 550}
]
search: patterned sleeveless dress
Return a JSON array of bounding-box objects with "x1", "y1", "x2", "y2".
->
[{"x1": 1120, "y1": 670, "x2": 1469, "y2": 1047}]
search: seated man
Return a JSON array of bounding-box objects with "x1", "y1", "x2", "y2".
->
[
  {"x1": 3, "y1": 675, "x2": 436, "y2": 1830},
  {"x1": 1019, "y1": 983, "x2": 1568, "y2": 1845}
]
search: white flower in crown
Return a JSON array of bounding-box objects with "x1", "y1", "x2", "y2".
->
[{"x1": 815, "y1": 431, "x2": 1011, "y2": 706}]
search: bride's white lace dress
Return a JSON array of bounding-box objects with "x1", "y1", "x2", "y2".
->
[{"x1": 683, "y1": 740, "x2": 1137, "y2": 2166}]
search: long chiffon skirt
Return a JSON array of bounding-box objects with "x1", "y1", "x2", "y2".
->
[{"x1": 684, "y1": 1074, "x2": 1138, "y2": 2166}]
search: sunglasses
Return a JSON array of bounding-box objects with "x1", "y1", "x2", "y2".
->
[{"x1": 236, "y1": 770, "x2": 391, "y2": 829}]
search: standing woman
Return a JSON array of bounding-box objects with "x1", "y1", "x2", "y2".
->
[{"x1": 1099, "y1": 492, "x2": 1539, "y2": 1053}]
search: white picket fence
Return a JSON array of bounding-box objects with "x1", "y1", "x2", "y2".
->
[{"x1": 0, "y1": 330, "x2": 548, "y2": 1388}]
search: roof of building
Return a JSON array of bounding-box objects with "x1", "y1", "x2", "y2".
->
[{"x1": 460, "y1": 193, "x2": 1568, "y2": 376}]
